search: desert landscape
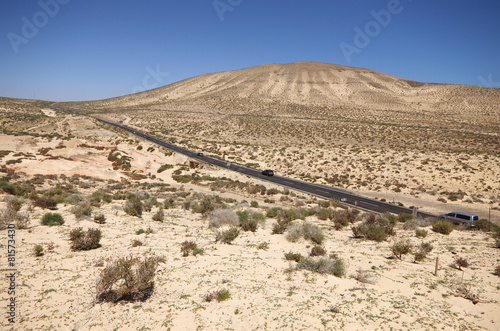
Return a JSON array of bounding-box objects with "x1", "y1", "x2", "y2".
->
[{"x1": 1, "y1": 62, "x2": 500, "y2": 330}]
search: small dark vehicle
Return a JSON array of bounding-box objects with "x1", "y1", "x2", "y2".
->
[
  {"x1": 196, "y1": 152, "x2": 204, "y2": 157},
  {"x1": 262, "y1": 169, "x2": 274, "y2": 176}
]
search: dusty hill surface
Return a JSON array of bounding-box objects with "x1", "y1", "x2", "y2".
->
[{"x1": 62, "y1": 62, "x2": 500, "y2": 118}]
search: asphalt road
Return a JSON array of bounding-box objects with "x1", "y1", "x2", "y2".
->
[{"x1": 50, "y1": 105, "x2": 437, "y2": 218}]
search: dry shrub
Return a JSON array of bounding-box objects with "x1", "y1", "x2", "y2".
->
[
  {"x1": 494, "y1": 265, "x2": 500, "y2": 276},
  {"x1": 414, "y1": 242, "x2": 433, "y2": 262},
  {"x1": 209, "y1": 209, "x2": 238, "y2": 229},
  {"x1": 0, "y1": 205, "x2": 30, "y2": 229},
  {"x1": 310, "y1": 245, "x2": 327, "y2": 256},
  {"x1": 124, "y1": 195, "x2": 143, "y2": 217},
  {"x1": 453, "y1": 257, "x2": 469, "y2": 270},
  {"x1": 96, "y1": 254, "x2": 164, "y2": 303},
  {"x1": 286, "y1": 221, "x2": 324, "y2": 244},
  {"x1": 351, "y1": 269, "x2": 378, "y2": 284},
  {"x1": 204, "y1": 288, "x2": 231, "y2": 302},
  {"x1": 72, "y1": 201, "x2": 92, "y2": 220},
  {"x1": 402, "y1": 217, "x2": 433, "y2": 230},
  {"x1": 284, "y1": 251, "x2": 304, "y2": 262},
  {"x1": 94, "y1": 213, "x2": 106, "y2": 224},
  {"x1": 70, "y1": 227, "x2": 101, "y2": 251}
]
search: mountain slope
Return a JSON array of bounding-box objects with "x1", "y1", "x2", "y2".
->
[{"x1": 62, "y1": 62, "x2": 500, "y2": 120}]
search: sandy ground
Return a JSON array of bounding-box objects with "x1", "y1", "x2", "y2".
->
[{"x1": 0, "y1": 98, "x2": 499, "y2": 330}]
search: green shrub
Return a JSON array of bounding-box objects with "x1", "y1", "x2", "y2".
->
[
  {"x1": 136, "y1": 229, "x2": 145, "y2": 235},
  {"x1": 365, "y1": 225, "x2": 387, "y2": 242},
  {"x1": 33, "y1": 244, "x2": 44, "y2": 256},
  {"x1": 317, "y1": 208, "x2": 333, "y2": 221},
  {"x1": 96, "y1": 255, "x2": 163, "y2": 303},
  {"x1": 398, "y1": 213, "x2": 413, "y2": 223},
  {"x1": 216, "y1": 227, "x2": 240, "y2": 244},
  {"x1": 70, "y1": 227, "x2": 101, "y2": 250},
  {"x1": 41, "y1": 213, "x2": 64, "y2": 226},
  {"x1": 432, "y1": 219, "x2": 454, "y2": 235},
  {"x1": 415, "y1": 229, "x2": 428, "y2": 238},
  {"x1": 250, "y1": 201, "x2": 259, "y2": 208},
  {"x1": 297, "y1": 257, "x2": 345, "y2": 277},
  {"x1": 6, "y1": 196, "x2": 24, "y2": 212},
  {"x1": 391, "y1": 239, "x2": 412, "y2": 260},
  {"x1": 266, "y1": 207, "x2": 282, "y2": 218},
  {"x1": 157, "y1": 164, "x2": 173, "y2": 173},
  {"x1": 257, "y1": 242, "x2": 269, "y2": 250},
  {"x1": 494, "y1": 265, "x2": 500, "y2": 276}
]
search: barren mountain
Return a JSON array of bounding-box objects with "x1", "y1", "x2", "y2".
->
[{"x1": 63, "y1": 61, "x2": 500, "y2": 120}]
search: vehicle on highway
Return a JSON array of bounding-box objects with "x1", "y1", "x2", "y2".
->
[
  {"x1": 438, "y1": 212, "x2": 478, "y2": 226},
  {"x1": 261, "y1": 169, "x2": 274, "y2": 176},
  {"x1": 196, "y1": 152, "x2": 204, "y2": 157}
]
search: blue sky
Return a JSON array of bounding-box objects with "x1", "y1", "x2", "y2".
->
[{"x1": 1, "y1": 0, "x2": 499, "y2": 101}]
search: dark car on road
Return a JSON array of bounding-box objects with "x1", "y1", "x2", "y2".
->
[
  {"x1": 196, "y1": 152, "x2": 204, "y2": 157},
  {"x1": 438, "y1": 212, "x2": 478, "y2": 226},
  {"x1": 262, "y1": 169, "x2": 274, "y2": 176}
]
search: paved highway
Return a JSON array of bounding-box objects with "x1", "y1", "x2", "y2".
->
[{"x1": 50, "y1": 105, "x2": 436, "y2": 218}]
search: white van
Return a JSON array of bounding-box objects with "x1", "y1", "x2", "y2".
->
[{"x1": 438, "y1": 212, "x2": 478, "y2": 226}]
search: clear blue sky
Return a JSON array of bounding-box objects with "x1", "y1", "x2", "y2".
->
[{"x1": 1, "y1": 0, "x2": 499, "y2": 101}]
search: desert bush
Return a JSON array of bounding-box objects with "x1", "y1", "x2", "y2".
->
[
  {"x1": 310, "y1": 245, "x2": 327, "y2": 256},
  {"x1": 414, "y1": 242, "x2": 433, "y2": 262},
  {"x1": 302, "y1": 222, "x2": 324, "y2": 244},
  {"x1": 41, "y1": 212, "x2": 64, "y2": 226},
  {"x1": 297, "y1": 257, "x2": 346, "y2": 277},
  {"x1": 209, "y1": 209, "x2": 238, "y2": 229},
  {"x1": 351, "y1": 269, "x2": 378, "y2": 284},
  {"x1": 216, "y1": 227, "x2": 240, "y2": 244},
  {"x1": 33, "y1": 244, "x2": 44, "y2": 256},
  {"x1": 33, "y1": 196, "x2": 58, "y2": 209},
  {"x1": 204, "y1": 289, "x2": 231, "y2": 302},
  {"x1": 132, "y1": 240, "x2": 143, "y2": 247},
  {"x1": 94, "y1": 213, "x2": 106, "y2": 224},
  {"x1": 5, "y1": 196, "x2": 24, "y2": 212},
  {"x1": 124, "y1": 195, "x2": 143, "y2": 217},
  {"x1": 398, "y1": 213, "x2": 413, "y2": 223},
  {"x1": 257, "y1": 242, "x2": 269, "y2": 250},
  {"x1": 284, "y1": 251, "x2": 304, "y2": 262},
  {"x1": 0, "y1": 205, "x2": 30, "y2": 230},
  {"x1": 163, "y1": 196, "x2": 176, "y2": 209},
  {"x1": 415, "y1": 229, "x2": 428, "y2": 238},
  {"x1": 152, "y1": 208, "x2": 164, "y2": 222},
  {"x1": 366, "y1": 225, "x2": 388, "y2": 242},
  {"x1": 286, "y1": 223, "x2": 303, "y2": 242},
  {"x1": 317, "y1": 208, "x2": 333, "y2": 221},
  {"x1": 96, "y1": 254, "x2": 163, "y2": 303},
  {"x1": 70, "y1": 227, "x2": 101, "y2": 250},
  {"x1": 391, "y1": 239, "x2": 412, "y2": 260},
  {"x1": 266, "y1": 207, "x2": 282, "y2": 218},
  {"x1": 432, "y1": 219, "x2": 454, "y2": 235},
  {"x1": 494, "y1": 265, "x2": 500, "y2": 276},
  {"x1": 250, "y1": 200, "x2": 259, "y2": 208},
  {"x1": 454, "y1": 257, "x2": 469, "y2": 270},
  {"x1": 334, "y1": 209, "x2": 359, "y2": 226},
  {"x1": 72, "y1": 201, "x2": 92, "y2": 220},
  {"x1": 351, "y1": 214, "x2": 395, "y2": 242},
  {"x1": 402, "y1": 217, "x2": 433, "y2": 230},
  {"x1": 180, "y1": 240, "x2": 199, "y2": 257},
  {"x1": 450, "y1": 279, "x2": 480, "y2": 304}
]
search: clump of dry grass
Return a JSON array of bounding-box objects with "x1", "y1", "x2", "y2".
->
[
  {"x1": 96, "y1": 254, "x2": 164, "y2": 303},
  {"x1": 350, "y1": 269, "x2": 378, "y2": 284}
]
